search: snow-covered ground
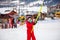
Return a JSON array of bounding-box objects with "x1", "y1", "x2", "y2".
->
[{"x1": 0, "y1": 18, "x2": 60, "y2": 40}]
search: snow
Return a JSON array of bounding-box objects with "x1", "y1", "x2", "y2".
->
[
  {"x1": 0, "y1": 7, "x2": 13, "y2": 14},
  {"x1": 28, "y1": 1, "x2": 43, "y2": 6},
  {"x1": 19, "y1": 6, "x2": 47, "y2": 15},
  {"x1": 0, "y1": 19, "x2": 60, "y2": 40},
  {"x1": 19, "y1": 0, "x2": 47, "y2": 15},
  {"x1": 20, "y1": 6, "x2": 47, "y2": 13},
  {"x1": 20, "y1": 2, "x2": 26, "y2": 5},
  {"x1": 0, "y1": 24, "x2": 27, "y2": 40}
]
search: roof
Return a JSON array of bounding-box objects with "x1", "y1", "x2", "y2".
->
[{"x1": 8, "y1": 10, "x2": 17, "y2": 15}]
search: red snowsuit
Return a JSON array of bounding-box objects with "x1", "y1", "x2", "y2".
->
[{"x1": 26, "y1": 21, "x2": 36, "y2": 40}]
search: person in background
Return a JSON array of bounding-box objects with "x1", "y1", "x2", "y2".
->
[
  {"x1": 13, "y1": 14, "x2": 18, "y2": 28},
  {"x1": 26, "y1": 17, "x2": 36, "y2": 40},
  {"x1": 9, "y1": 17, "x2": 14, "y2": 28},
  {"x1": 50, "y1": 13, "x2": 54, "y2": 20}
]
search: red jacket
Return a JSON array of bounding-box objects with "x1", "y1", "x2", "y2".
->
[{"x1": 26, "y1": 21, "x2": 35, "y2": 30}]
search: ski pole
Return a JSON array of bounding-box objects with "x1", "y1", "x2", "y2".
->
[{"x1": 31, "y1": 0, "x2": 44, "y2": 33}]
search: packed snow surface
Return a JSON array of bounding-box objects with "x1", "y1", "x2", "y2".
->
[{"x1": 0, "y1": 19, "x2": 60, "y2": 40}]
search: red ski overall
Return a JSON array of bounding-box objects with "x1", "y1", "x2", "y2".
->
[{"x1": 26, "y1": 21, "x2": 36, "y2": 40}]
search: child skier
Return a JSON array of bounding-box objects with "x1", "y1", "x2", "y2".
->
[{"x1": 26, "y1": 17, "x2": 36, "y2": 40}]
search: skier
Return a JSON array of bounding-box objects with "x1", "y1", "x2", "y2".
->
[{"x1": 26, "y1": 17, "x2": 36, "y2": 40}]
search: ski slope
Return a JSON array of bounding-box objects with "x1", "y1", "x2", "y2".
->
[{"x1": 0, "y1": 19, "x2": 60, "y2": 40}]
